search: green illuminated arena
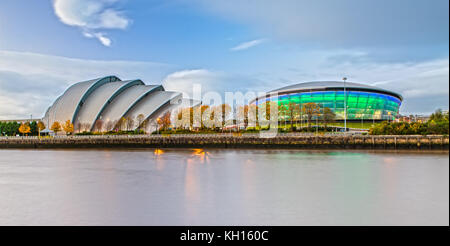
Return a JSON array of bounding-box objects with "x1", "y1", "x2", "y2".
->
[{"x1": 252, "y1": 81, "x2": 403, "y2": 121}]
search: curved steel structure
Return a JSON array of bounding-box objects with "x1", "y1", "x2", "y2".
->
[
  {"x1": 88, "y1": 80, "x2": 145, "y2": 131},
  {"x1": 42, "y1": 76, "x2": 189, "y2": 132}
]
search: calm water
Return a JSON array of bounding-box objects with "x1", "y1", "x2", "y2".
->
[{"x1": 0, "y1": 148, "x2": 448, "y2": 226}]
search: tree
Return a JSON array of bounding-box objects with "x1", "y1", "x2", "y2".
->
[
  {"x1": 157, "y1": 111, "x2": 171, "y2": 131},
  {"x1": 429, "y1": 109, "x2": 445, "y2": 122},
  {"x1": 105, "y1": 120, "x2": 115, "y2": 132},
  {"x1": 199, "y1": 105, "x2": 210, "y2": 129},
  {"x1": 94, "y1": 119, "x2": 103, "y2": 132},
  {"x1": 51, "y1": 121, "x2": 61, "y2": 134},
  {"x1": 219, "y1": 103, "x2": 231, "y2": 129},
  {"x1": 76, "y1": 122, "x2": 82, "y2": 133},
  {"x1": 237, "y1": 105, "x2": 249, "y2": 128},
  {"x1": 126, "y1": 116, "x2": 135, "y2": 131},
  {"x1": 29, "y1": 121, "x2": 38, "y2": 135},
  {"x1": 137, "y1": 114, "x2": 146, "y2": 131},
  {"x1": 0, "y1": 121, "x2": 20, "y2": 136},
  {"x1": 248, "y1": 104, "x2": 259, "y2": 128},
  {"x1": 63, "y1": 120, "x2": 74, "y2": 135},
  {"x1": 321, "y1": 107, "x2": 336, "y2": 128},
  {"x1": 278, "y1": 102, "x2": 288, "y2": 129},
  {"x1": 37, "y1": 121, "x2": 45, "y2": 137},
  {"x1": 302, "y1": 103, "x2": 320, "y2": 128},
  {"x1": 258, "y1": 101, "x2": 278, "y2": 128},
  {"x1": 18, "y1": 122, "x2": 31, "y2": 136},
  {"x1": 117, "y1": 117, "x2": 127, "y2": 131},
  {"x1": 286, "y1": 101, "x2": 300, "y2": 130}
]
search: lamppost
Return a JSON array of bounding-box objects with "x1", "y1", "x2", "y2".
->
[{"x1": 342, "y1": 77, "x2": 347, "y2": 132}]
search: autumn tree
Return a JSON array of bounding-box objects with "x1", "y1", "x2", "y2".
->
[
  {"x1": 18, "y1": 122, "x2": 31, "y2": 136},
  {"x1": 202, "y1": 105, "x2": 218, "y2": 129},
  {"x1": 302, "y1": 102, "x2": 320, "y2": 128},
  {"x1": 174, "y1": 107, "x2": 189, "y2": 129},
  {"x1": 248, "y1": 104, "x2": 259, "y2": 128},
  {"x1": 63, "y1": 120, "x2": 74, "y2": 135},
  {"x1": 37, "y1": 121, "x2": 45, "y2": 137},
  {"x1": 157, "y1": 111, "x2": 171, "y2": 131},
  {"x1": 286, "y1": 101, "x2": 300, "y2": 130},
  {"x1": 321, "y1": 107, "x2": 336, "y2": 128},
  {"x1": 259, "y1": 101, "x2": 278, "y2": 128},
  {"x1": 218, "y1": 103, "x2": 231, "y2": 128},
  {"x1": 237, "y1": 105, "x2": 249, "y2": 128},
  {"x1": 51, "y1": 121, "x2": 61, "y2": 134},
  {"x1": 191, "y1": 105, "x2": 209, "y2": 129}
]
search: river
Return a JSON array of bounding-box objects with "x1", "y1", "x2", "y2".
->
[{"x1": 0, "y1": 148, "x2": 448, "y2": 225}]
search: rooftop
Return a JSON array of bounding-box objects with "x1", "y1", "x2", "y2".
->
[{"x1": 268, "y1": 81, "x2": 402, "y2": 100}]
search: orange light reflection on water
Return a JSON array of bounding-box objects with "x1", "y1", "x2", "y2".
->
[
  {"x1": 154, "y1": 149, "x2": 165, "y2": 156},
  {"x1": 190, "y1": 148, "x2": 211, "y2": 163}
]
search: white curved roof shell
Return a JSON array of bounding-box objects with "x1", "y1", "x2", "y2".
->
[
  {"x1": 43, "y1": 76, "x2": 120, "y2": 127},
  {"x1": 75, "y1": 80, "x2": 144, "y2": 130},
  {"x1": 42, "y1": 76, "x2": 188, "y2": 132}
]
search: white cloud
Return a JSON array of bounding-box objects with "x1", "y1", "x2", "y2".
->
[
  {"x1": 159, "y1": 50, "x2": 449, "y2": 115},
  {"x1": 52, "y1": 0, "x2": 131, "y2": 46},
  {"x1": 250, "y1": 49, "x2": 449, "y2": 115},
  {"x1": 0, "y1": 50, "x2": 172, "y2": 119},
  {"x1": 230, "y1": 39, "x2": 266, "y2": 51},
  {"x1": 83, "y1": 31, "x2": 112, "y2": 46},
  {"x1": 0, "y1": 49, "x2": 447, "y2": 119},
  {"x1": 162, "y1": 69, "x2": 269, "y2": 100}
]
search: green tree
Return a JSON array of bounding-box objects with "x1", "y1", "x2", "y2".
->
[{"x1": 429, "y1": 109, "x2": 444, "y2": 122}]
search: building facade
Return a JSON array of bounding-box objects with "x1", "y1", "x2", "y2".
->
[
  {"x1": 42, "y1": 76, "x2": 198, "y2": 133},
  {"x1": 251, "y1": 81, "x2": 403, "y2": 121}
]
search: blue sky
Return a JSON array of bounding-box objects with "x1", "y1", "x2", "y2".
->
[{"x1": 0, "y1": 0, "x2": 448, "y2": 119}]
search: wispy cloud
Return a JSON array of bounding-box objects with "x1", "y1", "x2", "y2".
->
[
  {"x1": 230, "y1": 39, "x2": 266, "y2": 51},
  {"x1": 52, "y1": 0, "x2": 131, "y2": 46},
  {"x1": 0, "y1": 50, "x2": 171, "y2": 119},
  {"x1": 162, "y1": 69, "x2": 269, "y2": 99}
]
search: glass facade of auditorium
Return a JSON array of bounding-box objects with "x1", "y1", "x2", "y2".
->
[{"x1": 257, "y1": 91, "x2": 401, "y2": 120}]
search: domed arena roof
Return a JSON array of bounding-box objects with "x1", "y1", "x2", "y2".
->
[
  {"x1": 266, "y1": 81, "x2": 403, "y2": 100},
  {"x1": 42, "y1": 76, "x2": 199, "y2": 132}
]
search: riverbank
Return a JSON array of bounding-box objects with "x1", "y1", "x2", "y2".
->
[{"x1": 0, "y1": 134, "x2": 448, "y2": 149}]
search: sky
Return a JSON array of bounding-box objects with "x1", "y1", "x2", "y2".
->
[{"x1": 0, "y1": 0, "x2": 448, "y2": 119}]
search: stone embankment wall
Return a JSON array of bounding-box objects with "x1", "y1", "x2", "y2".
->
[{"x1": 0, "y1": 134, "x2": 448, "y2": 149}]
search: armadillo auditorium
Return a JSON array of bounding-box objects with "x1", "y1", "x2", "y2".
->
[
  {"x1": 250, "y1": 81, "x2": 403, "y2": 121},
  {"x1": 42, "y1": 75, "x2": 199, "y2": 133}
]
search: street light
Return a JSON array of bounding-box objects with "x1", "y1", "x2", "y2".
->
[{"x1": 342, "y1": 77, "x2": 347, "y2": 132}]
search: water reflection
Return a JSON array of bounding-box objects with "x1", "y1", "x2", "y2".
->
[
  {"x1": 189, "y1": 148, "x2": 211, "y2": 163},
  {"x1": 0, "y1": 149, "x2": 447, "y2": 225},
  {"x1": 154, "y1": 149, "x2": 165, "y2": 156}
]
